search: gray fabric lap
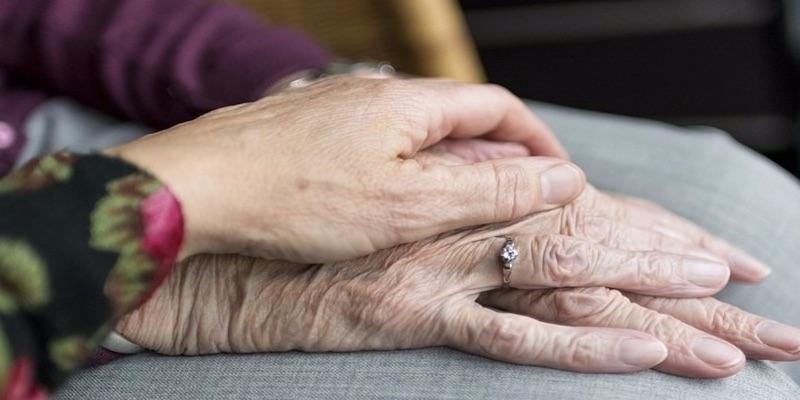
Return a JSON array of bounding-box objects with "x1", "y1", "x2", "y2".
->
[{"x1": 55, "y1": 349, "x2": 799, "y2": 400}]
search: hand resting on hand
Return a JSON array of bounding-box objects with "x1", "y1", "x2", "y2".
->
[{"x1": 117, "y1": 150, "x2": 794, "y2": 378}]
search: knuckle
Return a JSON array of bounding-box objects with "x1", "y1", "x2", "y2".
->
[
  {"x1": 558, "y1": 201, "x2": 582, "y2": 235},
  {"x1": 627, "y1": 293, "x2": 667, "y2": 310},
  {"x1": 560, "y1": 331, "x2": 606, "y2": 367},
  {"x1": 490, "y1": 163, "x2": 532, "y2": 220},
  {"x1": 559, "y1": 188, "x2": 602, "y2": 237},
  {"x1": 534, "y1": 236, "x2": 593, "y2": 285},
  {"x1": 638, "y1": 312, "x2": 678, "y2": 339},
  {"x1": 361, "y1": 79, "x2": 427, "y2": 128},
  {"x1": 636, "y1": 253, "x2": 680, "y2": 288},
  {"x1": 568, "y1": 213, "x2": 616, "y2": 246},
  {"x1": 550, "y1": 287, "x2": 625, "y2": 324},
  {"x1": 478, "y1": 315, "x2": 527, "y2": 357},
  {"x1": 620, "y1": 296, "x2": 689, "y2": 341},
  {"x1": 385, "y1": 84, "x2": 425, "y2": 111},
  {"x1": 707, "y1": 303, "x2": 754, "y2": 335}
]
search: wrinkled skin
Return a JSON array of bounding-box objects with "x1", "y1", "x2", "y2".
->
[{"x1": 118, "y1": 180, "x2": 800, "y2": 378}]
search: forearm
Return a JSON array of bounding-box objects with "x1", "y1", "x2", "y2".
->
[
  {"x1": 0, "y1": 0, "x2": 332, "y2": 129},
  {"x1": 0, "y1": 153, "x2": 183, "y2": 396}
]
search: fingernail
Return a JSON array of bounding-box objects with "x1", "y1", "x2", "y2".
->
[
  {"x1": 619, "y1": 337, "x2": 668, "y2": 367},
  {"x1": 691, "y1": 337, "x2": 744, "y2": 368},
  {"x1": 756, "y1": 322, "x2": 800, "y2": 353},
  {"x1": 686, "y1": 260, "x2": 730, "y2": 288},
  {"x1": 541, "y1": 163, "x2": 584, "y2": 204},
  {"x1": 729, "y1": 249, "x2": 771, "y2": 281}
]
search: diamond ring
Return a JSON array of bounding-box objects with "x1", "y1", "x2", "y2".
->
[{"x1": 499, "y1": 237, "x2": 519, "y2": 288}]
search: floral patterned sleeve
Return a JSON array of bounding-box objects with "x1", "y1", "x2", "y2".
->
[{"x1": 0, "y1": 152, "x2": 184, "y2": 399}]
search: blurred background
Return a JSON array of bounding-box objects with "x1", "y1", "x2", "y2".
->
[{"x1": 235, "y1": 0, "x2": 800, "y2": 175}]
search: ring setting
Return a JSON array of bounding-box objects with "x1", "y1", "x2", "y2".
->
[{"x1": 499, "y1": 238, "x2": 518, "y2": 288}]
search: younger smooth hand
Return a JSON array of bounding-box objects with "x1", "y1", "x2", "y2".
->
[{"x1": 109, "y1": 77, "x2": 579, "y2": 263}]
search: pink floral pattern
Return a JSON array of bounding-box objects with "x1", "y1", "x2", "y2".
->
[
  {"x1": 140, "y1": 186, "x2": 184, "y2": 299},
  {"x1": 2, "y1": 359, "x2": 48, "y2": 400},
  {"x1": 91, "y1": 174, "x2": 184, "y2": 314}
]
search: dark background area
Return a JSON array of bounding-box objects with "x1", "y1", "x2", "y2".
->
[{"x1": 459, "y1": 0, "x2": 799, "y2": 174}]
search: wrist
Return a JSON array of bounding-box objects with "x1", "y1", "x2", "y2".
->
[{"x1": 103, "y1": 137, "x2": 208, "y2": 261}]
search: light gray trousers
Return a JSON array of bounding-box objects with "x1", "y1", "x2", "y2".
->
[{"x1": 29, "y1": 99, "x2": 800, "y2": 399}]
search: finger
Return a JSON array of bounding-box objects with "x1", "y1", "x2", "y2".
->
[
  {"x1": 429, "y1": 139, "x2": 530, "y2": 162},
  {"x1": 419, "y1": 139, "x2": 529, "y2": 167},
  {"x1": 470, "y1": 235, "x2": 729, "y2": 297},
  {"x1": 410, "y1": 79, "x2": 569, "y2": 158},
  {"x1": 627, "y1": 294, "x2": 800, "y2": 361},
  {"x1": 408, "y1": 157, "x2": 585, "y2": 237},
  {"x1": 569, "y1": 214, "x2": 727, "y2": 261},
  {"x1": 480, "y1": 288, "x2": 746, "y2": 378},
  {"x1": 446, "y1": 303, "x2": 666, "y2": 372},
  {"x1": 601, "y1": 193, "x2": 771, "y2": 282}
]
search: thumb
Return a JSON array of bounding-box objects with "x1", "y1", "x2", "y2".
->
[
  {"x1": 392, "y1": 156, "x2": 584, "y2": 247},
  {"x1": 424, "y1": 157, "x2": 585, "y2": 228}
]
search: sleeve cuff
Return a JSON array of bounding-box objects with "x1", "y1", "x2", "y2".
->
[{"x1": 101, "y1": 332, "x2": 144, "y2": 354}]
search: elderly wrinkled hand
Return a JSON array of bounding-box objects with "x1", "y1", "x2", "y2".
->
[
  {"x1": 107, "y1": 77, "x2": 581, "y2": 263},
  {"x1": 480, "y1": 287, "x2": 800, "y2": 378},
  {"x1": 117, "y1": 149, "x2": 792, "y2": 378}
]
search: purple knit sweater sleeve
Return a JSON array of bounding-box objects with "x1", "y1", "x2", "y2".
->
[{"x1": 0, "y1": 0, "x2": 332, "y2": 130}]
